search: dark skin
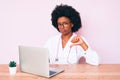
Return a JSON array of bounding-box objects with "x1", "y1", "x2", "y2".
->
[{"x1": 57, "y1": 16, "x2": 88, "y2": 51}]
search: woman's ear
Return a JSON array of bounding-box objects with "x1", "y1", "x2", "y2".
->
[
  {"x1": 72, "y1": 24, "x2": 74, "y2": 27},
  {"x1": 71, "y1": 24, "x2": 74, "y2": 27}
]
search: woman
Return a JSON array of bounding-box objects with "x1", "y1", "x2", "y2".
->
[{"x1": 44, "y1": 4, "x2": 99, "y2": 65}]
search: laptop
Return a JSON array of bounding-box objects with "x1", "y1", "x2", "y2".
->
[{"x1": 19, "y1": 45, "x2": 64, "y2": 78}]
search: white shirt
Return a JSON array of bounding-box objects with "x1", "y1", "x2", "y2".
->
[{"x1": 44, "y1": 33, "x2": 99, "y2": 65}]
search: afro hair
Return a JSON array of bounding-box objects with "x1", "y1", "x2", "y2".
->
[{"x1": 51, "y1": 4, "x2": 82, "y2": 32}]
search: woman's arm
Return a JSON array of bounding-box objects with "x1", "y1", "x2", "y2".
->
[{"x1": 70, "y1": 36, "x2": 99, "y2": 65}]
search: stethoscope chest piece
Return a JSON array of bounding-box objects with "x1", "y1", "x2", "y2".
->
[{"x1": 55, "y1": 58, "x2": 59, "y2": 61}]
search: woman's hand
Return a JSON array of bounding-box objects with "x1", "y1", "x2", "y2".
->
[{"x1": 70, "y1": 36, "x2": 88, "y2": 51}]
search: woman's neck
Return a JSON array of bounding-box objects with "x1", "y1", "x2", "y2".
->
[
  {"x1": 61, "y1": 32, "x2": 73, "y2": 48},
  {"x1": 61, "y1": 33, "x2": 72, "y2": 39}
]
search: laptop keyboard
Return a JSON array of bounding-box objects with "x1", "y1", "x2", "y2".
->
[{"x1": 49, "y1": 70, "x2": 56, "y2": 75}]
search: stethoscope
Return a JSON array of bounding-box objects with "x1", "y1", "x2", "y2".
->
[{"x1": 55, "y1": 36, "x2": 78, "y2": 64}]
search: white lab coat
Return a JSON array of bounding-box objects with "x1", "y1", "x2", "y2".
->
[{"x1": 44, "y1": 33, "x2": 99, "y2": 65}]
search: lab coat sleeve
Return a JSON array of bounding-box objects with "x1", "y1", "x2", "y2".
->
[
  {"x1": 83, "y1": 48, "x2": 99, "y2": 65},
  {"x1": 81, "y1": 36, "x2": 100, "y2": 66}
]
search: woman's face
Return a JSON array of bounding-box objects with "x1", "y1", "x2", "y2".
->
[{"x1": 57, "y1": 16, "x2": 73, "y2": 35}]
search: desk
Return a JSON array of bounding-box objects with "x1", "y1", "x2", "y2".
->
[{"x1": 0, "y1": 64, "x2": 120, "y2": 80}]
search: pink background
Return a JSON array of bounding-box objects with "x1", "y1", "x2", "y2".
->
[{"x1": 0, "y1": 0, "x2": 120, "y2": 64}]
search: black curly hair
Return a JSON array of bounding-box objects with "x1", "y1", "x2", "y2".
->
[{"x1": 51, "y1": 4, "x2": 82, "y2": 32}]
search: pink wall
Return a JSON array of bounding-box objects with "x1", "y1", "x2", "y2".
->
[{"x1": 0, "y1": 0, "x2": 120, "y2": 64}]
